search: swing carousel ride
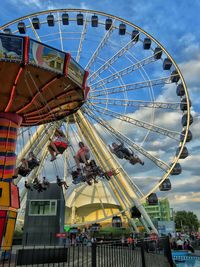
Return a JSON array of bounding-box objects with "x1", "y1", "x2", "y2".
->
[{"x1": 0, "y1": 9, "x2": 192, "y2": 243}]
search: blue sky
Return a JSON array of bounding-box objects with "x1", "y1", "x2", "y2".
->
[{"x1": 1, "y1": 0, "x2": 200, "y2": 220}]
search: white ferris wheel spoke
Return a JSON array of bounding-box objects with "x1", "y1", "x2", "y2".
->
[
  {"x1": 76, "y1": 16, "x2": 88, "y2": 63},
  {"x1": 88, "y1": 37, "x2": 138, "y2": 82},
  {"x1": 90, "y1": 97, "x2": 181, "y2": 110},
  {"x1": 89, "y1": 53, "x2": 159, "y2": 89},
  {"x1": 90, "y1": 76, "x2": 173, "y2": 96},
  {"x1": 89, "y1": 104, "x2": 181, "y2": 140},
  {"x1": 85, "y1": 24, "x2": 115, "y2": 70}
]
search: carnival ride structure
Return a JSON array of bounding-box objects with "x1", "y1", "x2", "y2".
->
[{"x1": 0, "y1": 9, "x2": 192, "y2": 247}]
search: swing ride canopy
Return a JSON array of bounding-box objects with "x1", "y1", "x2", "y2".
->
[{"x1": 0, "y1": 33, "x2": 88, "y2": 126}]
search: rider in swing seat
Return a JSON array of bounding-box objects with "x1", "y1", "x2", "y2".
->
[
  {"x1": 74, "y1": 142, "x2": 90, "y2": 170},
  {"x1": 109, "y1": 142, "x2": 144, "y2": 165},
  {"x1": 71, "y1": 169, "x2": 85, "y2": 184},
  {"x1": 83, "y1": 160, "x2": 98, "y2": 185},
  {"x1": 12, "y1": 151, "x2": 40, "y2": 179},
  {"x1": 48, "y1": 129, "x2": 69, "y2": 162},
  {"x1": 56, "y1": 176, "x2": 69, "y2": 190},
  {"x1": 27, "y1": 151, "x2": 40, "y2": 169},
  {"x1": 24, "y1": 181, "x2": 33, "y2": 191}
]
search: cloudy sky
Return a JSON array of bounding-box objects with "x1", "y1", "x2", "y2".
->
[{"x1": 0, "y1": 0, "x2": 200, "y2": 219}]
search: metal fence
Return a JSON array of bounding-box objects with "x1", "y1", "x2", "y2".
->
[{"x1": 0, "y1": 237, "x2": 173, "y2": 267}]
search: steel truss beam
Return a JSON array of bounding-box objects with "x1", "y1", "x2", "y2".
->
[
  {"x1": 90, "y1": 97, "x2": 181, "y2": 110},
  {"x1": 90, "y1": 76, "x2": 173, "y2": 97},
  {"x1": 89, "y1": 38, "x2": 138, "y2": 82},
  {"x1": 57, "y1": 12, "x2": 64, "y2": 51},
  {"x1": 76, "y1": 16, "x2": 88, "y2": 63},
  {"x1": 90, "y1": 104, "x2": 180, "y2": 140},
  {"x1": 85, "y1": 26, "x2": 114, "y2": 70},
  {"x1": 90, "y1": 54, "x2": 158, "y2": 89}
]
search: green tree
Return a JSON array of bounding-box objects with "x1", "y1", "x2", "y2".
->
[{"x1": 174, "y1": 210, "x2": 199, "y2": 232}]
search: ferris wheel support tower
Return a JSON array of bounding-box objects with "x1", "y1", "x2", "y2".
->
[{"x1": 76, "y1": 110, "x2": 158, "y2": 233}]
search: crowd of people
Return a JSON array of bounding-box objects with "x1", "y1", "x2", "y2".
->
[
  {"x1": 63, "y1": 232, "x2": 136, "y2": 247},
  {"x1": 61, "y1": 230, "x2": 148, "y2": 250},
  {"x1": 56, "y1": 229, "x2": 200, "y2": 253},
  {"x1": 169, "y1": 233, "x2": 195, "y2": 252}
]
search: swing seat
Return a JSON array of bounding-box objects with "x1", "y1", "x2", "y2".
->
[
  {"x1": 54, "y1": 141, "x2": 68, "y2": 154},
  {"x1": 129, "y1": 157, "x2": 138, "y2": 165},
  {"x1": 72, "y1": 170, "x2": 85, "y2": 184},
  {"x1": 90, "y1": 160, "x2": 97, "y2": 168},
  {"x1": 124, "y1": 154, "x2": 131, "y2": 160},
  {"x1": 43, "y1": 181, "x2": 50, "y2": 187},
  {"x1": 18, "y1": 167, "x2": 30, "y2": 177},
  {"x1": 114, "y1": 151, "x2": 124, "y2": 159},
  {"x1": 129, "y1": 156, "x2": 144, "y2": 166},
  {"x1": 97, "y1": 168, "x2": 104, "y2": 177},
  {"x1": 33, "y1": 183, "x2": 40, "y2": 189},
  {"x1": 81, "y1": 175, "x2": 86, "y2": 182},
  {"x1": 72, "y1": 180, "x2": 79, "y2": 184},
  {"x1": 28, "y1": 159, "x2": 40, "y2": 170},
  {"x1": 72, "y1": 171, "x2": 79, "y2": 180},
  {"x1": 25, "y1": 185, "x2": 32, "y2": 190},
  {"x1": 57, "y1": 146, "x2": 67, "y2": 154}
]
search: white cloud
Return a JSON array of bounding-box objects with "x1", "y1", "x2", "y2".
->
[
  {"x1": 180, "y1": 57, "x2": 200, "y2": 87},
  {"x1": 170, "y1": 192, "x2": 200, "y2": 206},
  {"x1": 10, "y1": 0, "x2": 91, "y2": 12},
  {"x1": 11, "y1": 0, "x2": 43, "y2": 8},
  {"x1": 190, "y1": 116, "x2": 200, "y2": 139},
  {"x1": 172, "y1": 176, "x2": 200, "y2": 188},
  {"x1": 179, "y1": 33, "x2": 197, "y2": 47},
  {"x1": 181, "y1": 154, "x2": 200, "y2": 170},
  {"x1": 47, "y1": 2, "x2": 91, "y2": 10}
]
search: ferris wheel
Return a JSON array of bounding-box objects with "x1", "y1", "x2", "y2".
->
[{"x1": 0, "y1": 9, "x2": 192, "y2": 233}]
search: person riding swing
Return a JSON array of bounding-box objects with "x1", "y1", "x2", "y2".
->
[
  {"x1": 56, "y1": 176, "x2": 69, "y2": 190},
  {"x1": 48, "y1": 128, "x2": 69, "y2": 162},
  {"x1": 109, "y1": 142, "x2": 144, "y2": 166},
  {"x1": 13, "y1": 151, "x2": 40, "y2": 179},
  {"x1": 74, "y1": 142, "x2": 90, "y2": 170}
]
